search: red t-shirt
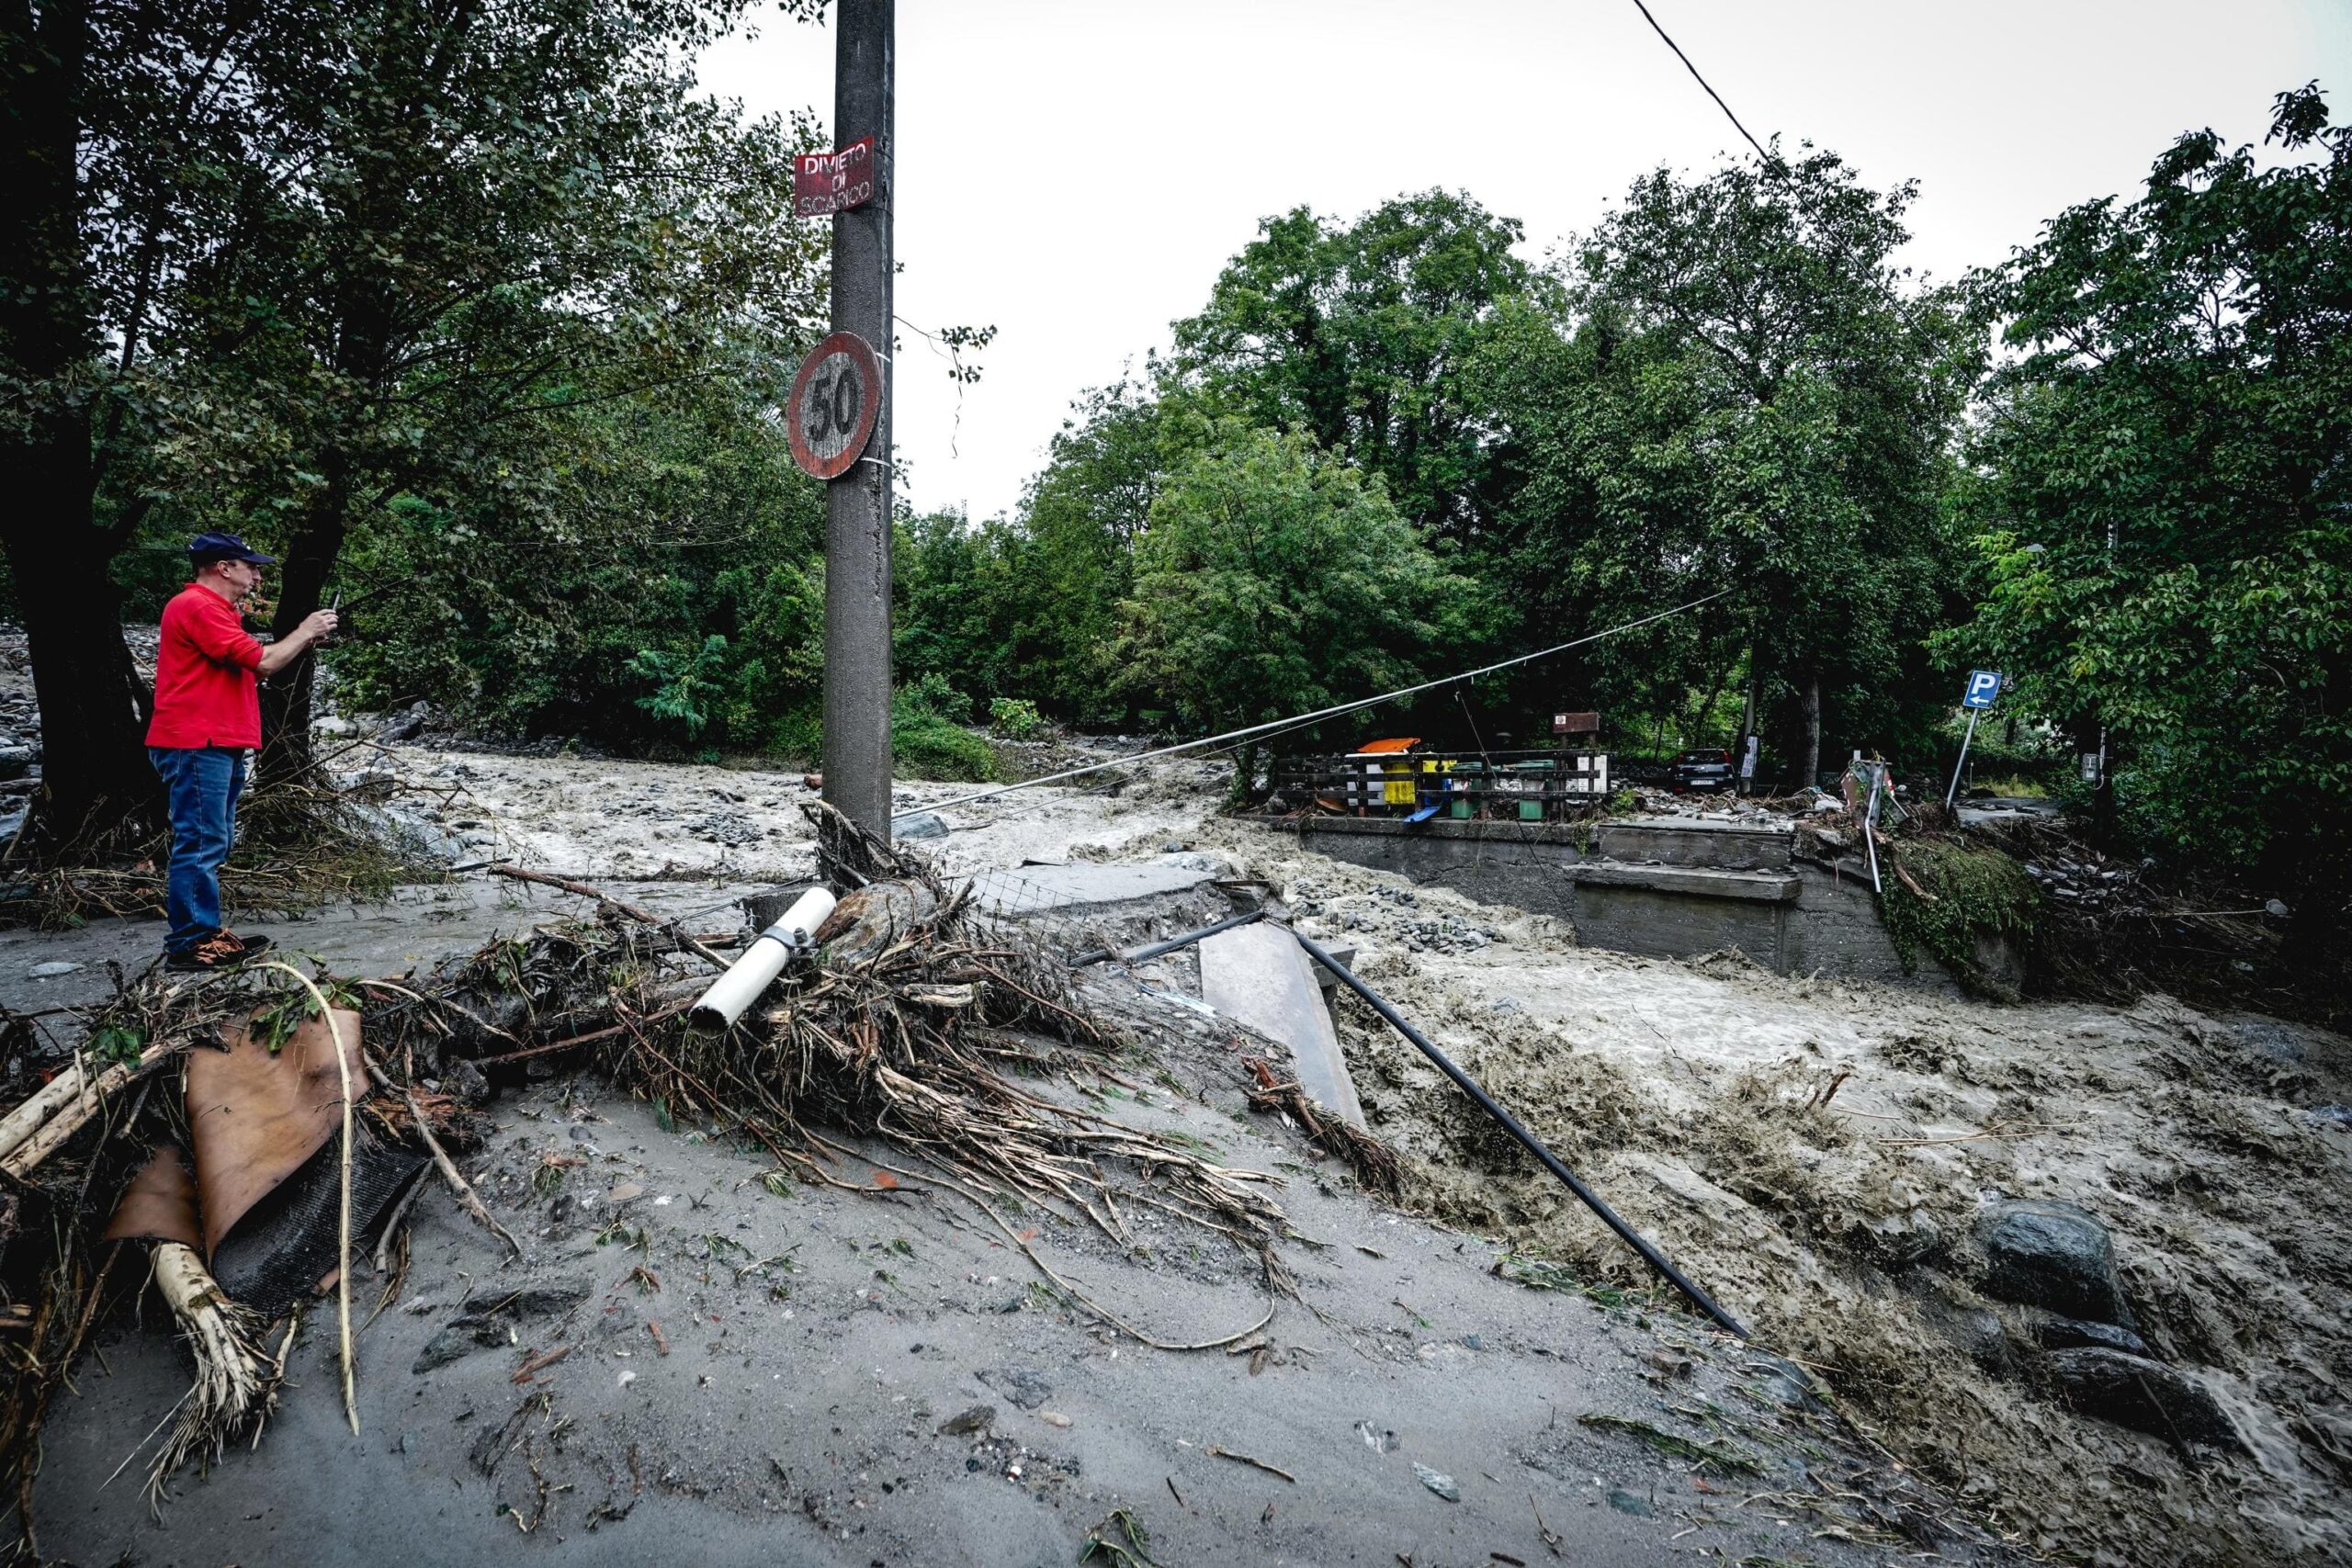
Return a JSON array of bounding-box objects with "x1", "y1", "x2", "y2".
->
[{"x1": 146, "y1": 583, "x2": 265, "y2": 750}]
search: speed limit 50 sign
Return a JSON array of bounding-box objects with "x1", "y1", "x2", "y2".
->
[{"x1": 786, "y1": 331, "x2": 883, "y2": 480}]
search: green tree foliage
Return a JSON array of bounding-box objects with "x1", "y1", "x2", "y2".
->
[
  {"x1": 0, "y1": 0, "x2": 822, "y2": 844},
  {"x1": 1170, "y1": 191, "x2": 1539, "y2": 538},
  {"x1": 164, "y1": 0, "x2": 820, "y2": 773},
  {"x1": 1001, "y1": 381, "x2": 1165, "y2": 713},
  {"x1": 1480, "y1": 148, "x2": 1976, "y2": 783},
  {"x1": 973, "y1": 169, "x2": 1970, "y2": 781},
  {"x1": 898, "y1": 197, "x2": 1537, "y2": 737},
  {"x1": 889, "y1": 672, "x2": 997, "y2": 782},
  {"x1": 989, "y1": 697, "x2": 1046, "y2": 739},
  {"x1": 1948, "y1": 85, "x2": 2352, "y2": 907},
  {"x1": 1118, "y1": 423, "x2": 1455, "y2": 784},
  {"x1": 894, "y1": 382, "x2": 1164, "y2": 723},
  {"x1": 328, "y1": 379, "x2": 826, "y2": 754}
]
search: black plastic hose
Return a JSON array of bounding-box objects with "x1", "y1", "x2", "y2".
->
[
  {"x1": 1068, "y1": 907, "x2": 1266, "y2": 968},
  {"x1": 1291, "y1": 929, "x2": 1749, "y2": 1339}
]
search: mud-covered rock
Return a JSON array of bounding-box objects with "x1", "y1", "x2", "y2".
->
[
  {"x1": 445, "y1": 1056, "x2": 491, "y2": 1106},
  {"x1": 2035, "y1": 1314, "x2": 2153, "y2": 1359},
  {"x1": 378, "y1": 702, "x2": 433, "y2": 743},
  {"x1": 2042, "y1": 1348, "x2": 2245, "y2": 1450},
  {"x1": 412, "y1": 1325, "x2": 481, "y2": 1373},
  {"x1": 978, "y1": 1367, "x2": 1052, "y2": 1410},
  {"x1": 1976, "y1": 1198, "x2": 2132, "y2": 1325},
  {"x1": 1741, "y1": 1350, "x2": 1831, "y2": 1412},
  {"x1": 1860, "y1": 1205, "x2": 1944, "y2": 1267},
  {"x1": 1953, "y1": 1307, "x2": 2016, "y2": 1375}
]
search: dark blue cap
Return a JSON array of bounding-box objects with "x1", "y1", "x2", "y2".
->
[{"x1": 188, "y1": 531, "x2": 277, "y2": 566}]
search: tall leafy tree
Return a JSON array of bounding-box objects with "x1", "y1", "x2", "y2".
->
[
  {"x1": 1169, "y1": 191, "x2": 1540, "y2": 540},
  {"x1": 330, "y1": 370, "x2": 826, "y2": 752},
  {"x1": 1487, "y1": 147, "x2": 1974, "y2": 781},
  {"x1": 1, "y1": 0, "x2": 342, "y2": 845},
  {"x1": 0, "y1": 0, "x2": 821, "y2": 853},
  {"x1": 894, "y1": 379, "x2": 1169, "y2": 724},
  {"x1": 163, "y1": 0, "x2": 821, "y2": 779},
  {"x1": 1949, "y1": 85, "x2": 2351, "y2": 919},
  {"x1": 1119, "y1": 423, "x2": 1457, "y2": 789},
  {"x1": 1006, "y1": 380, "x2": 1162, "y2": 716}
]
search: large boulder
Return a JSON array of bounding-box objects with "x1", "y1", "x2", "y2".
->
[
  {"x1": 2043, "y1": 1348, "x2": 2246, "y2": 1452},
  {"x1": 1975, "y1": 1198, "x2": 2133, "y2": 1325}
]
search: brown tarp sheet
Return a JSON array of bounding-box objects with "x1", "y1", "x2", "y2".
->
[
  {"x1": 185, "y1": 1008, "x2": 363, "y2": 1259},
  {"x1": 101, "y1": 1144, "x2": 202, "y2": 1248}
]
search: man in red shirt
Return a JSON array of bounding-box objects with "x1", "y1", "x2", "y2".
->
[{"x1": 147, "y1": 533, "x2": 338, "y2": 971}]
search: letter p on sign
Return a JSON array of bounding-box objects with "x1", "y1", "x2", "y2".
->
[{"x1": 1963, "y1": 670, "x2": 2003, "y2": 710}]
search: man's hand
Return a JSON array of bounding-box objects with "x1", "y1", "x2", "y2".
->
[{"x1": 257, "y1": 609, "x2": 342, "y2": 678}]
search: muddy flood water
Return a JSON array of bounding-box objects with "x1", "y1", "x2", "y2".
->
[{"x1": 326, "y1": 737, "x2": 2352, "y2": 1567}]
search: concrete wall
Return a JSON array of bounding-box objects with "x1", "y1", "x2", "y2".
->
[
  {"x1": 1284, "y1": 818, "x2": 1588, "y2": 921},
  {"x1": 1262, "y1": 818, "x2": 1955, "y2": 991},
  {"x1": 1594, "y1": 820, "x2": 1790, "y2": 869},
  {"x1": 1566, "y1": 878, "x2": 1793, "y2": 968},
  {"x1": 1782, "y1": 862, "x2": 1955, "y2": 991}
]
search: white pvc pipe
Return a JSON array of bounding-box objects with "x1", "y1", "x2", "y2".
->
[{"x1": 688, "y1": 887, "x2": 837, "y2": 1032}]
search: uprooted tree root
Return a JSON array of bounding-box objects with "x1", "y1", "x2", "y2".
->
[
  {"x1": 595, "y1": 831, "x2": 1297, "y2": 1348},
  {"x1": 0, "y1": 957, "x2": 481, "y2": 1549},
  {"x1": 1242, "y1": 1055, "x2": 1399, "y2": 1197},
  {"x1": 144, "y1": 1242, "x2": 276, "y2": 1503}
]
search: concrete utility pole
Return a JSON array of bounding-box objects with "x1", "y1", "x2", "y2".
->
[{"x1": 821, "y1": 0, "x2": 895, "y2": 840}]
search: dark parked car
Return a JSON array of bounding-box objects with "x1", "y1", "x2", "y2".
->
[{"x1": 1672, "y1": 748, "x2": 1735, "y2": 793}]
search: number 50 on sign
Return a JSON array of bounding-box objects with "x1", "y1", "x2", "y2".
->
[{"x1": 786, "y1": 331, "x2": 883, "y2": 481}]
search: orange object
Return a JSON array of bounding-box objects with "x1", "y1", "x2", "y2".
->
[
  {"x1": 104, "y1": 1144, "x2": 204, "y2": 1248},
  {"x1": 1352, "y1": 737, "x2": 1420, "y2": 755},
  {"x1": 186, "y1": 1007, "x2": 364, "y2": 1259}
]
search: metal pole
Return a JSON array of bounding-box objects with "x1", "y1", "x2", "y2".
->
[
  {"x1": 1861, "y1": 766, "x2": 1883, "y2": 895},
  {"x1": 1069, "y1": 908, "x2": 1266, "y2": 968},
  {"x1": 1944, "y1": 709, "x2": 1981, "y2": 808},
  {"x1": 1290, "y1": 930, "x2": 1749, "y2": 1339},
  {"x1": 821, "y1": 0, "x2": 895, "y2": 842}
]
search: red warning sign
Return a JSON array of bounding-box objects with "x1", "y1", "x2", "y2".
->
[
  {"x1": 794, "y1": 137, "x2": 876, "y2": 217},
  {"x1": 786, "y1": 331, "x2": 883, "y2": 481}
]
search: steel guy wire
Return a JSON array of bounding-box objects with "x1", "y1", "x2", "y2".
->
[{"x1": 898, "y1": 588, "x2": 1728, "y2": 825}]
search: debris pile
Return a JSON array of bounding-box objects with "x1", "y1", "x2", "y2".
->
[{"x1": 0, "y1": 805, "x2": 1309, "y2": 1538}]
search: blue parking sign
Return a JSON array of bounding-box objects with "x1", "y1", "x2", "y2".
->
[{"x1": 1962, "y1": 670, "x2": 2003, "y2": 710}]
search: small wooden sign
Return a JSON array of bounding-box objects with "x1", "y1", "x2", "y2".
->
[
  {"x1": 1552, "y1": 711, "x2": 1600, "y2": 736},
  {"x1": 794, "y1": 137, "x2": 876, "y2": 217}
]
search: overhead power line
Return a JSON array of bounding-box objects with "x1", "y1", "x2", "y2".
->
[
  {"x1": 1626, "y1": 0, "x2": 1771, "y2": 164},
  {"x1": 899, "y1": 588, "x2": 1730, "y2": 823}
]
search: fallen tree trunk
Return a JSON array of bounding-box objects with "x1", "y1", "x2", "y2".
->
[{"x1": 0, "y1": 1043, "x2": 174, "y2": 1178}]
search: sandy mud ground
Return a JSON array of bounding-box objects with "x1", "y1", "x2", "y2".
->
[{"x1": 14, "y1": 735, "x2": 2349, "y2": 1565}]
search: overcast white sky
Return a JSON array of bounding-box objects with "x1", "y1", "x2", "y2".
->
[{"x1": 698, "y1": 1, "x2": 2352, "y2": 523}]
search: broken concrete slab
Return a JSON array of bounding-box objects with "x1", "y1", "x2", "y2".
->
[{"x1": 1199, "y1": 922, "x2": 1366, "y2": 1130}]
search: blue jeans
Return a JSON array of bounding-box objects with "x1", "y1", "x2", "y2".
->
[{"x1": 150, "y1": 746, "x2": 245, "y2": 953}]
